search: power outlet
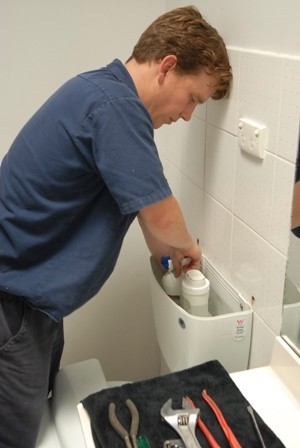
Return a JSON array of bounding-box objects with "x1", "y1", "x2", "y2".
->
[{"x1": 238, "y1": 118, "x2": 267, "y2": 159}]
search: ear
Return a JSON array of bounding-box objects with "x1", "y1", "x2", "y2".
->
[{"x1": 158, "y1": 55, "x2": 177, "y2": 83}]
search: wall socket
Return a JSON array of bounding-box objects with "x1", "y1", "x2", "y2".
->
[{"x1": 238, "y1": 118, "x2": 267, "y2": 159}]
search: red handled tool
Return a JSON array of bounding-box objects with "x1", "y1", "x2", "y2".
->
[
  {"x1": 184, "y1": 396, "x2": 221, "y2": 448},
  {"x1": 201, "y1": 389, "x2": 242, "y2": 448}
]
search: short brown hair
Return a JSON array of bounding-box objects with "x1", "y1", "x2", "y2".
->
[{"x1": 128, "y1": 6, "x2": 232, "y2": 99}]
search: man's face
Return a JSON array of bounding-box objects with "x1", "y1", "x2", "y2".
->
[{"x1": 150, "y1": 69, "x2": 217, "y2": 129}]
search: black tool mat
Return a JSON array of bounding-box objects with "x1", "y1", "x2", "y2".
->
[{"x1": 82, "y1": 360, "x2": 285, "y2": 447}]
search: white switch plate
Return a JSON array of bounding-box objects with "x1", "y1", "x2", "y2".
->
[{"x1": 238, "y1": 118, "x2": 267, "y2": 159}]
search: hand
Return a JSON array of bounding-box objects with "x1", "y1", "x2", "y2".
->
[{"x1": 170, "y1": 241, "x2": 202, "y2": 277}]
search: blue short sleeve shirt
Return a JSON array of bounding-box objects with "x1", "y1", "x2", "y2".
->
[{"x1": 0, "y1": 59, "x2": 172, "y2": 320}]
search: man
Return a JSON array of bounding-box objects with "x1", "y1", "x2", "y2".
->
[
  {"x1": 291, "y1": 141, "x2": 300, "y2": 236},
  {"x1": 0, "y1": 6, "x2": 232, "y2": 447}
]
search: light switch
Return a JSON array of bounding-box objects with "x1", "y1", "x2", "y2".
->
[{"x1": 238, "y1": 118, "x2": 267, "y2": 159}]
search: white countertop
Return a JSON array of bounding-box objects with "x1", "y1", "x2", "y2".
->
[
  {"x1": 231, "y1": 337, "x2": 300, "y2": 448},
  {"x1": 231, "y1": 366, "x2": 300, "y2": 447}
]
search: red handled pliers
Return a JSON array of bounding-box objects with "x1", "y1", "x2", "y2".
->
[
  {"x1": 185, "y1": 396, "x2": 221, "y2": 448},
  {"x1": 202, "y1": 389, "x2": 242, "y2": 448}
]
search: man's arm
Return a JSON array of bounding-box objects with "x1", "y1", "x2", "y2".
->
[
  {"x1": 292, "y1": 180, "x2": 300, "y2": 230},
  {"x1": 138, "y1": 195, "x2": 201, "y2": 276}
]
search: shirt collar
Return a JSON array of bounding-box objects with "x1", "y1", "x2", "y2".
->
[{"x1": 106, "y1": 59, "x2": 138, "y2": 97}]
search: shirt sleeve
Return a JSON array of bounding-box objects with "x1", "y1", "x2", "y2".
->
[{"x1": 77, "y1": 96, "x2": 172, "y2": 214}]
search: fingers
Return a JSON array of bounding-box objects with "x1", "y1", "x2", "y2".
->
[
  {"x1": 172, "y1": 258, "x2": 183, "y2": 277},
  {"x1": 167, "y1": 239, "x2": 202, "y2": 277}
]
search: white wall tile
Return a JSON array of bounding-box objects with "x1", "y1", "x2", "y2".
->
[
  {"x1": 238, "y1": 52, "x2": 284, "y2": 155},
  {"x1": 277, "y1": 57, "x2": 300, "y2": 162},
  {"x1": 205, "y1": 125, "x2": 236, "y2": 210},
  {"x1": 233, "y1": 150, "x2": 276, "y2": 241},
  {"x1": 231, "y1": 218, "x2": 268, "y2": 306},
  {"x1": 179, "y1": 177, "x2": 205, "y2": 241},
  {"x1": 231, "y1": 219, "x2": 286, "y2": 334},
  {"x1": 248, "y1": 313, "x2": 276, "y2": 368},
  {"x1": 207, "y1": 48, "x2": 240, "y2": 135},
  {"x1": 161, "y1": 156, "x2": 205, "y2": 240},
  {"x1": 159, "y1": 155, "x2": 182, "y2": 195},
  {"x1": 203, "y1": 193, "x2": 232, "y2": 278},
  {"x1": 262, "y1": 247, "x2": 287, "y2": 334},
  {"x1": 194, "y1": 102, "x2": 207, "y2": 121},
  {"x1": 269, "y1": 158, "x2": 295, "y2": 254},
  {"x1": 155, "y1": 115, "x2": 206, "y2": 188}
]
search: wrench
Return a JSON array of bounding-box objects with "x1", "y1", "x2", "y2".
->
[
  {"x1": 161, "y1": 398, "x2": 202, "y2": 448},
  {"x1": 163, "y1": 440, "x2": 185, "y2": 448}
]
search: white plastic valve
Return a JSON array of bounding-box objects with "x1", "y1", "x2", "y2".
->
[{"x1": 181, "y1": 269, "x2": 210, "y2": 317}]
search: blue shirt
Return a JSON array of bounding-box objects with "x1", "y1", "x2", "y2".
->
[
  {"x1": 0, "y1": 59, "x2": 172, "y2": 321},
  {"x1": 292, "y1": 142, "x2": 300, "y2": 238}
]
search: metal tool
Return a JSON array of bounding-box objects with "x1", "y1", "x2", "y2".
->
[
  {"x1": 163, "y1": 440, "x2": 185, "y2": 448},
  {"x1": 108, "y1": 398, "x2": 139, "y2": 448},
  {"x1": 247, "y1": 405, "x2": 266, "y2": 448},
  {"x1": 201, "y1": 389, "x2": 242, "y2": 448},
  {"x1": 161, "y1": 398, "x2": 202, "y2": 448},
  {"x1": 184, "y1": 396, "x2": 221, "y2": 448}
]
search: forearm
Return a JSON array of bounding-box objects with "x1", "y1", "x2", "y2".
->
[
  {"x1": 291, "y1": 181, "x2": 300, "y2": 230},
  {"x1": 138, "y1": 215, "x2": 172, "y2": 261},
  {"x1": 138, "y1": 196, "x2": 201, "y2": 275},
  {"x1": 138, "y1": 196, "x2": 193, "y2": 247}
]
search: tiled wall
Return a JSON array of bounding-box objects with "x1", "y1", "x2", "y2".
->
[{"x1": 155, "y1": 48, "x2": 300, "y2": 368}]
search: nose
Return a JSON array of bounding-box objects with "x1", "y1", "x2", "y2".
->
[
  {"x1": 180, "y1": 105, "x2": 197, "y2": 122},
  {"x1": 180, "y1": 112, "x2": 192, "y2": 122}
]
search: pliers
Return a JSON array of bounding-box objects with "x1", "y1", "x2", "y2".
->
[
  {"x1": 108, "y1": 398, "x2": 139, "y2": 448},
  {"x1": 201, "y1": 389, "x2": 242, "y2": 448},
  {"x1": 184, "y1": 396, "x2": 221, "y2": 448}
]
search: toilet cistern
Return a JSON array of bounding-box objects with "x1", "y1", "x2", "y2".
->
[{"x1": 150, "y1": 256, "x2": 252, "y2": 374}]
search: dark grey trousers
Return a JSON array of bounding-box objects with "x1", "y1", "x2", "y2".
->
[{"x1": 0, "y1": 292, "x2": 64, "y2": 448}]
